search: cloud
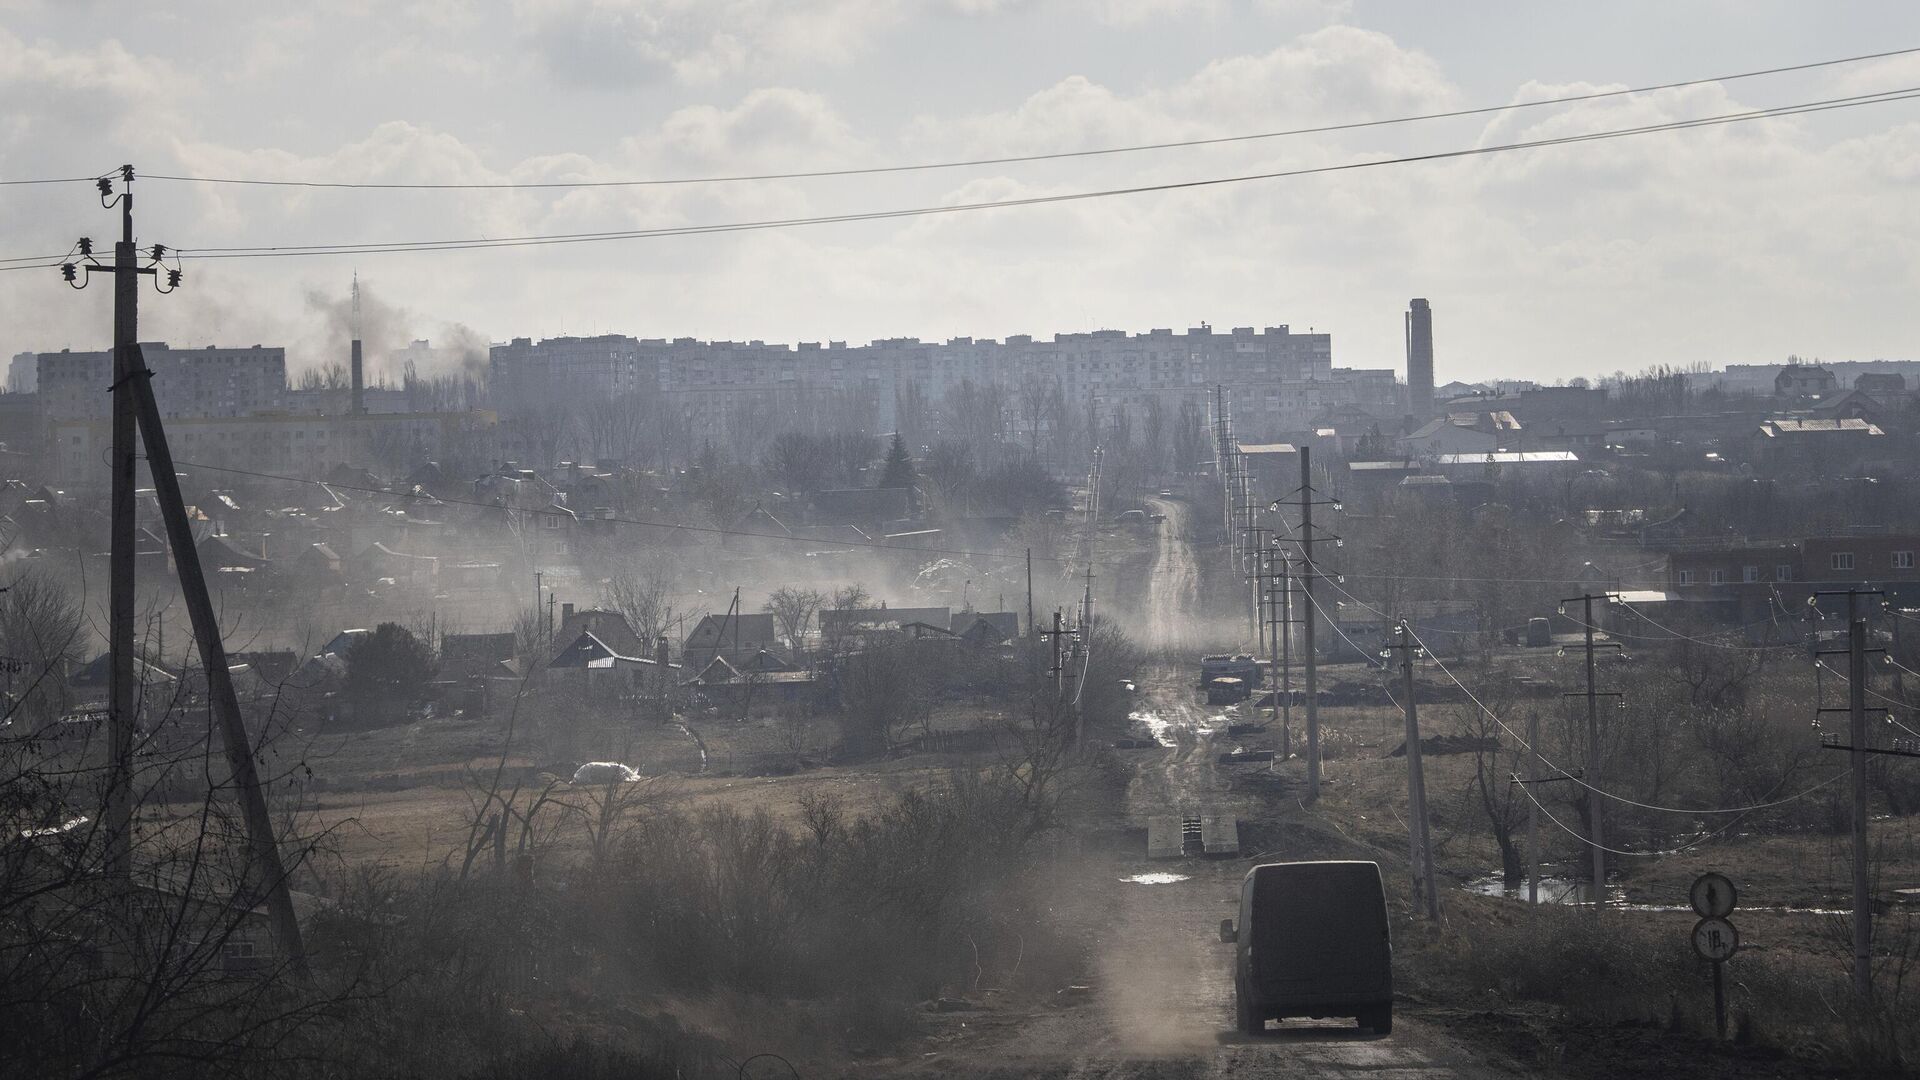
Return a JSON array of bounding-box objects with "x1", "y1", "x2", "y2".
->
[
  {"x1": 510, "y1": 0, "x2": 908, "y2": 86},
  {"x1": 4, "y1": 11, "x2": 1920, "y2": 385}
]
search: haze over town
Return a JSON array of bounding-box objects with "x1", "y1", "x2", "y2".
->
[{"x1": 5, "y1": 4, "x2": 1920, "y2": 1079}]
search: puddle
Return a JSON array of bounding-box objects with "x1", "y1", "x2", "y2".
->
[
  {"x1": 1464, "y1": 873, "x2": 1848, "y2": 915},
  {"x1": 1122, "y1": 872, "x2": 1190, "y2": 885},
  {"x1": 1128, "y1": 710, "x2": 1178, "y2": 748},
  {"x1": 1465, "y1": 873, "x2": 1625, "y2": 906}
]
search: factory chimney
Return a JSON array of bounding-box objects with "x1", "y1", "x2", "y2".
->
[
  {"x1": 1405, "y1": 297, "x2": 1435, "y2": 418},
  {"x1": 349, "y1": 272, "x2": 366, "y2": 416}
]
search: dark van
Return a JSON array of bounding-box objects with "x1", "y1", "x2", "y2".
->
[{"x1": 1217, "y1": 860, "x2": 1392, "y2": 1035}]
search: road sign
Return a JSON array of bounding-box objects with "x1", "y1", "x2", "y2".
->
[
  {"x1": 1690, "y1": 872, "x2": 1737, "y2": 919},
  {"x1": 1692, "y1": 917, "x2": 1740, "y2": 962}
]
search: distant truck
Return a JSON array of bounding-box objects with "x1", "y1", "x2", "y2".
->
[
  {"x1": 1200, "y1": 653, "x2": 1261, "y2": 691},
  {"x1": 1205, "y1": 676, "x2": 1247, "y2": 705},
  {"x1": 1219, "y1": 860, "x2": 1393, "y2": 1036}
]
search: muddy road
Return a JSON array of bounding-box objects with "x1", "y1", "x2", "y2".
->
[
  {"x1": 903, "y1": 673, "x2": 1517, "y2": 1078},
  {"x1": 1143, "y1": 498, "x2": 1202, "y2": 649}
]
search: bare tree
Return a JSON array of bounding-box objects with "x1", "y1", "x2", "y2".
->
[
  {"x1": 602, "y1": 554, "x2": 677, "y2": 648},
  {"x1": 762, "y1": 586, "x2": 824, "y2": 653},
  {"x1": 837, "y1": 643, "x2": 932, "y2": 755},
  {"x1": 920, "y1": 441, "x2": 977, "y2": 516},
  {"x1": 762, "y1": 432, "x2": 833, "y2": 495}
]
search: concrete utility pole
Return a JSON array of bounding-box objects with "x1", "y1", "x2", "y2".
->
[
  {"x1": 131, "y1": 343, "x2": 310, "y2": 977},
  {"x1": 1526, "y1": 710, "x2": 1541, "y2": 908},
  {"x1": 1046, "y1": 610, "x2": 1066, "y2": 701},
  {"x1": 1816, "y1": 587, "x2": 1887, "y2": 998},
  {"x1": 106, "y1": 166, "x2": 139, "y2": 881},
  {"x1": 1849, "y1": 598, "x2": 1871, "y2": 996},
  {"x1": 1394, "y1": 620, "x2": 1439, "y2": 919},
  {"x1": 1560, "y1": 592, "x2": 1622, "y2": 912},
  {"x1": 1279, "y1": 558, "x2": 1293, "y2": 760},
  {"x1": 1300, "y1": 446, "x2": 1321, "y2": 800},
  {"x1": 63, "y1": 172, "x2": 307, "y2": 974}
]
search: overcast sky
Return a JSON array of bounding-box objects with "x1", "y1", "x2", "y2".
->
[{"x1": 4, "y1": 0, "x2": 1920, "y2": 384}]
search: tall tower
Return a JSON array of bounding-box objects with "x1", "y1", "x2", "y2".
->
[
  {"x1": 1405, "y1": 298, "x2": 1434, "y2": 418},
  {"x1": 349, "y1": 272, "x2": 366, "y2": 416}
]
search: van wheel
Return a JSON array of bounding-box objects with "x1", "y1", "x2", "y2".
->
[
  {"x1": 1359, "y1": 1004, "x2": 1392, "y2": 1035},
  {"x1": 1235, "y1": 987, "x2": 1262, "y2": 1037}
]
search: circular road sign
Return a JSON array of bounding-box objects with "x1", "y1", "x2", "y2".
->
[
  {"x1": 1691, "y1": 917, "x2": 1740, "y2": 963},
  {"x1": 1690, "y1": 872, "x2": 1738, "y2": 919}
]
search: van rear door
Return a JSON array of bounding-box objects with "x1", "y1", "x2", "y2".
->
[{"x1": 1251, "y1": 863, "x2": 1389, "y2": 1000}]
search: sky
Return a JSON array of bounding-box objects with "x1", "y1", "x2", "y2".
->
[{"x1": 3, "y1": 0, "x2": 1920, "y2": 385}]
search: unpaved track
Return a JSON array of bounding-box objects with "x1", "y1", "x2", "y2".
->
[
  {"x1": 908, "y1": 673, "x2": 1516, "y2": 1079},
  {"x1": 1144, "y1": 499, "x2": 1200, "y2": 649}
]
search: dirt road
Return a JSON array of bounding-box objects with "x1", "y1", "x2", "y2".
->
[
  {"x1": 1144, "y1": 499, "x2": 1202, "y2": 649},
  {"x1": 908, "y1": 674, "x2": 1517, "y2": 1078}
]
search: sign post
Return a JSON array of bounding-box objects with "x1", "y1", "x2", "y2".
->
[{"x1": 1689, "y1": 872, "x2": 1740, "y2": 1039}]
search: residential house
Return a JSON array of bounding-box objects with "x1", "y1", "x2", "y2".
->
[
  {"x1": 1801, "y1": 535, "x2": 1920, "y2": 605},
  {"x1": 1665, "y1": 543, "x2": 1803, "y2": 628},
  {"x1": 682, "y1": 612, "x2": 780, "y2": 671},
  {"x1": 1750, "y1": 417, "x2": 1887, "y2": 470},
  {"x1": 1775, "y1": 364, "x2": 1838, "y2": 398}
]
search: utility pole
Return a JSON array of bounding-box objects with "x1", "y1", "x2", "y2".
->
[
  {"x1": 1391, "y1": 620, "x2": 1439, "y2": 919},
  {"x1": 63, "y1": 172, "x2": 307, "y2": 974},
  {"x1": 107, "y1": 166, "x2": 139, "y2": 880},
  {"x1": 1262, "y1": 548, "x2": 1280, "y2": 751},
  {"x1": 1526, "y1": 710, "x2": 1541, "y2": 907},
  {"x1": 1044, "y1": 610, "x2": 1067, "y2": 701},
  {"x1": 1280, "y1": 557, "x2": 1292, "y2": 761},
  {"x1": 131, "y1": 343, "x2": 310, "y2": 977},
  {"x1": 1560, "y1": 592, "x2": 1622, "y2": 912},
  {"x1": 1300, "y1": 446, "x2": 1321, "y2": 800},
  {"x1": 1815, "y1": 587, "x2": 1888, "y2": 998},
  {"x1": 1256, "y1": 550, "x2": 1296, "y2": 760},
  {"x1": 1025, "y1": 547, "x2": 1034, "y2": 641},
  {"x1": 1849, "y1": 598, "x2": 1870, "y2": 996}
]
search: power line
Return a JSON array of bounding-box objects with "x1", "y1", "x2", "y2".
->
[
  {"x1": 1403, "y1": 623, "x2": 1845, "y2": 816},
  {"x1": 0, "y1": 174, "x2": 101, "y2": 187},
  {"x1": 1511, "y1": 768, "x2": 1842, "y2": 858},
  {"x1": 71, "y1": 44, "x2": 1918, "y2": 191},
  {"x1": 143, "y1": 86, "x2": 1920, "y2": 263}
]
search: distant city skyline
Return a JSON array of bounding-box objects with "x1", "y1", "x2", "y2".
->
[{"x1": 4, "y1": 3, "x2": 1920, "y2": 384}]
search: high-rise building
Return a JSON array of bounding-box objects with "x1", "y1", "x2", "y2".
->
[
  {"x1": 37, "y1": 343, "x2": 287, "y2": 421},
  {"x1": 7, "y1": 351, "x2": 36, "y2": 394},
  {"x1": 1405, "y1": 298, "x2": 1435, "y2": 418}
]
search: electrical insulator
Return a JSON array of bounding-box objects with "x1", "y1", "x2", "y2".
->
[
  {"x1": 150, "y1": 244, "x2": 167, "y2": 260},
  {"x1": 166, "y1": 268, "x2": 182, "y2": 288},
  {"x1": 61, "y1": 263, "x2": 77, "y2": 282},
  {"x1": 96, "y1": 177, "x2": 113, "y2": 197},
  {"x1": 77, "y1": 237, "x2": 92, "y2": 256}
]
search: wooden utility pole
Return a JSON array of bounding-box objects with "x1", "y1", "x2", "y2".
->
[
  {"x1": 1025, "y1": 547, "x2": 1033, "y2": 642},
  {"x1": 106, "y1": 166, "x2": 138, "y2": 881},
  {"x1": 1300, "y1": 446, "x2": 1321, "y2": 800},
  {"x1": 1394, "y1": 620, "x2": 1438, "y2": 918}
]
